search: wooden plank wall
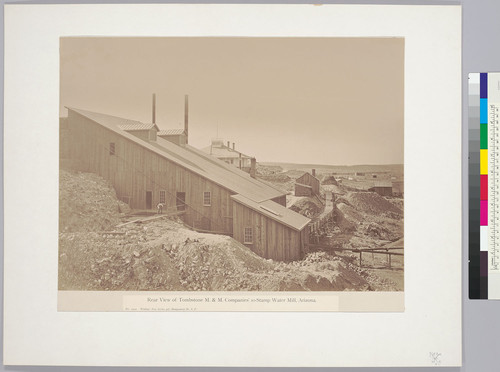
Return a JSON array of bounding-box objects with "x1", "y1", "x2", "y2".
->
[
  {"x1": 232, "y1": 201, "x2": 303, "y2": 261},
  {"x1": 371, "y1": 187, "x2": 393, "y2": 197},
  {"x1": 295, "y1": 183, "x2": 312, "y2": 197},
  {"x1": 67, "y1": 111, "x2": 233, "y2": 234},
  {"x1": 297, "y1": 173, "x2": 320, "y2": 196}
]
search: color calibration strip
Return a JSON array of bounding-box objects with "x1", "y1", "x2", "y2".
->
[{"x1": 469, "y1": 72, "x2": 500, "y2": 299}]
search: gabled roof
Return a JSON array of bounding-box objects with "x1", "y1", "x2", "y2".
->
[
  {"x1": 67, "y1": 107, "x2": 285, "y2": 204},
  {"x1": 231, "y1": 194, "x2": 310, "y2": 231},
  {"x1": 297, "y1": 171, "x2": 320, "y2": 183},
  {"x1": 118, "y1": 122, "x2": 159, "y2": 131},
  {"x1": 158, "y1": 129, "x2": 185, "y2": 136}
]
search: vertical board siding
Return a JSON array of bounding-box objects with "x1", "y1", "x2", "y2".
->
[
  {"x1": 66, "y1": 110, "x2": 305, "y2": 261},
  {"x1": 294, "y1": 184, "x2": 313, "y2": 196},
  {"x1": 67, "y1": 111, "x2": 233, "y2": 233},
  {"x1": 296, "y1": 172, "x2": 320, "y2": 196},
  {"x1": 232, "y1": 201, "x2": 303, "y2": 261}
]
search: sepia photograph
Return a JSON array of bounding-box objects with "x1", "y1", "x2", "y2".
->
[
  {"x1": 58, "y1": 37, "x2": 404, "y2": 300},
  {"x1": 5, "y1": 3, "x2": 462, "y2": 365}
]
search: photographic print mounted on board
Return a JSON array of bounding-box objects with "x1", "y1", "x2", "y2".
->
[{"x1": 58, "y1": 37, "x2": 404, "y2": 312}]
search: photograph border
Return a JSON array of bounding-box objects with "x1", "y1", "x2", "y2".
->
[{"x1": 3, "y1": 3, "x2": 461, "y2": 367}]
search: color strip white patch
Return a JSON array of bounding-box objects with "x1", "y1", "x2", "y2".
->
[{"x1": 481, "y1": 225, "x2": 488, "y2": 251}]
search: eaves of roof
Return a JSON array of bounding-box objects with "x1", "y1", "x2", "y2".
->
[
  {"x1": 231, "y1": 194, "x2": 310, "y2": 231},
  {"x1": 67, "y1": 107, "x2": 285, "y2": 204}
]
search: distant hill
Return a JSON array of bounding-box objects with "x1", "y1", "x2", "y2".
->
[{"x1": 259, "y1": 162, "x2": 403, "y2": 175}]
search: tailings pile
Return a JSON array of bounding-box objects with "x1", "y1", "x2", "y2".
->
[
  {"x1": 59, "y1": 219, "x2": 374, "y2": 291},
  {"x1": 59, "y1": 169, "x2": 130, "y2": 232},
  {"x1": 58, "y1": 170, "x2": 399, "y2": 292}
]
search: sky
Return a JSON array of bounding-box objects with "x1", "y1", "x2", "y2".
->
[{"x1": 60, "y1": 37, "x2": 404, "y2": 165}]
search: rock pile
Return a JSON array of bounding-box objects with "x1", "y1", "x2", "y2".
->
[
  {"x1": 321, "y1": 175, "x2": 338, "y2": 185},
  {"x1": 290, "y1": 197, "x2": 323, "y2": 218},
  {"x1": 58, "y1": 169, "x2": 401, "y2": 292},
  {"x1": 345, "y1": 191, "x2": 402, "y2": 216},
  {"x1": 59, "y1": 169, "x2": 130, "y2": 232},
  {"x1": 59, "y1": 219, "x2": 379, "y2": 291}
]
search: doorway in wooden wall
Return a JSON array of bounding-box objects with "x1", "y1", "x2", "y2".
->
[{"x1": 176, "y1": 192, "x2": 186, "y2": 211}]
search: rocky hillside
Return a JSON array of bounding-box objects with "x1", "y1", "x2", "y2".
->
[
  {"x1": 59, "y1": 169, "x2": 130, "y2": 232},
  {"x1": 59, "y1": 219, "x2": 379, "y2": 291},
  {"x1": 59, "y1": 171, "x2": 399, "y2": 291}
]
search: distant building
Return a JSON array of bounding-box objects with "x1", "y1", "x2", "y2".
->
[
  {"x1": 295, "y1": 169, "x2": 320, "y2": 197},
  {"x1": 201, "y1": 139, "x2": 256, "y2": 177},
  {"x1": 368, "y1": 181, "x2": 393, "y2": 197}
]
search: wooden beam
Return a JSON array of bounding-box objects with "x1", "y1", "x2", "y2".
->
[
  {"x1": 115, "y1": 210, "x2": 185, "y2": 227},
  {"x1": 189, "y1": 226, "x2": 233, "y2": 236}
]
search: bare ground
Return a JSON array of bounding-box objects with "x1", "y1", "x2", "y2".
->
[
  {"x1": 59, "y1": 218, "x2": 376, "y2": 291},
  {"x1": 256, "y1": 165, "x2": 404, "y2": 291},
  {"x1": 59, "y1": 168, "x2": 403, "y2": 292}
]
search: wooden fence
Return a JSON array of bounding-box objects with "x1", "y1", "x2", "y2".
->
[{"x1": 306, "y1": 243, "x2": 403, "y2": 268}]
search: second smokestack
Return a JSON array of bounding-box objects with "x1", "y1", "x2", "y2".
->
[{"x1": 152, "y1": 93, "x2": 156, "y2": 124}]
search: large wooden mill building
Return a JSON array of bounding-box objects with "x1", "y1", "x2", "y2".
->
[{"x1": 62, "y1": 99, "x2": 310, "y2": 261}]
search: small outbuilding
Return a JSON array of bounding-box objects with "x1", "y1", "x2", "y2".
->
[
  {"x1": 295, "y1": 170, "x2": 320, "y2": 197},
  {"x1": 368, "y1": 182, "x2": 393, "y2": 197},
  {"x1": 231, "y1": 194, "x2": 310, "y2": 261}
]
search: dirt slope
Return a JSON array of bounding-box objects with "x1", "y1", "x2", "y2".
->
[
  {"x1": 58, "y1": 171, "x2": 399, "y2": 291},
  {"x1": 59, "y1": 219, "x2": 374, "y2": 291},
  {"x1": 289, "y1": 197, "x2": 323, "y2": 218},
  {"x1": 59, "y1": 169, "x2": 130, "y2": 232}
]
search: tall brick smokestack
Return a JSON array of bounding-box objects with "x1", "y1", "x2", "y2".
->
[
  {"x1": 184, "y1": 94, "x2": 189, "y2": 144},
  {"x1": 152, "y1": 93, "x2": 156, "y2": 124}
]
